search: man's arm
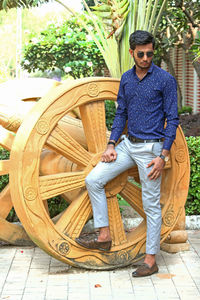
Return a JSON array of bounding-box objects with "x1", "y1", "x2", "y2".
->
[
  {"x1": 162, "y1": 76, "x2": 179, "y2": 151},
  {"x1": 147, "y1": 75, "x2": 179, "y2": 180},
  {"x1": 102, "y1": 77, "x2": 128, "y2": 162},
  {"x1": 109, "y1": 76, "x2": 128, "y2": 143}
]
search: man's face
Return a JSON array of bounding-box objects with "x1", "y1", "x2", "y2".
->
[{"x1": 129, "y1": 43, "x2": 154, "y2": 70}]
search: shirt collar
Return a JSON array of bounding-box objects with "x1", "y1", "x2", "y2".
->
[{"x1": 132, "y1": 62, "x2": 155, "y2": 75}]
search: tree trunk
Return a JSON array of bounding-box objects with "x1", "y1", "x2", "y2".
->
[
  {"x1": 192, "y1": 60, "x2": 200, "y2": 79},
  {"x1": 163, "y1": 52, "x2": 183, "y2": 109}
]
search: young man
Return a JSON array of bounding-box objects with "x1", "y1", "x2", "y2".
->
[{"x1": 76, "y1": 30, "x2": 179, "y2": 277}]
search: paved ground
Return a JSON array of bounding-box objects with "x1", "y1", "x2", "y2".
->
[{"x1": 0, "y1": 230, "x2": 200, "y2": 300}]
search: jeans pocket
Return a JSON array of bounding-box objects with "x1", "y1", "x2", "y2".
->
[{"x1": 152, "y1": 142, "x2": 163, "y2": 157}]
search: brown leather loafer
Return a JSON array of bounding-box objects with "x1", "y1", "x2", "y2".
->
[
  {"x1": 132, "y1": 262, "x2": 158, "y2": 277},
  {"x1": 75, "y1": 237, "x2": 112, "y2": 251}
]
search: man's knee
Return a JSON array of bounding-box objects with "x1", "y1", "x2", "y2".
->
[
  {"x1": 85, "y1": 173, "x2": 103, "y2": 190},
  {"x1": 142, "y1": 197, "x2": 161, "y2": 216}
]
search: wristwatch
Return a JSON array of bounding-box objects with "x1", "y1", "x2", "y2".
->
[
  {"x1": 159, "y1": 154, "x2": 169, "y2": 163},
  {"x1": 108, "y1": 140, "x2": 116, "y2": 146}
]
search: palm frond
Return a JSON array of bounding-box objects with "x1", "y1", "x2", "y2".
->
[{"x1": 0, "y1": 0, "x2": 48, "y2": 10}]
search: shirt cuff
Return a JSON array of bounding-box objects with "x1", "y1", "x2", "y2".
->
[
  {"x1": 163, "y1": 138, "x2": 174, "y2": 151},
  {"x1": 110, "y1": 132, "x2": 120, "y2": 143}
]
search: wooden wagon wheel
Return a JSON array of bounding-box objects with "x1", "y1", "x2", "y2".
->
[{"x1": 9, "y1": 77, "x2": 190, "y2": 270}]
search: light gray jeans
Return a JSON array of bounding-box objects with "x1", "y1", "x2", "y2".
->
[{"x1": 85, "y1": 136, "x2": 163, "y2": 254}]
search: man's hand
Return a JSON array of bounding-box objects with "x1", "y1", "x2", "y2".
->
[
  {"x1": 147, "y1": 157, "x2": 165, "y2": 180},
  {"x1": 101, "y1": 145, "x2": 117, "y2": 162}
]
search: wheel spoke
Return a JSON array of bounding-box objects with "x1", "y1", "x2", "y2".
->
[
  {"x1": 128, "y1": 166, "x2": 140, "y2": 183},
  {"x1": 39, "y1": 171, "x2": 86, "y2": 200},
  {"x1": 0, "y1": 127, "x2": 14, "y2": 151},
  {"x1": 120, "y1": 182, "x2": 145, "y2": 219},
  {"x1": 46, "y1": 124, "x2": 92, "y2": 167},
  {"x1": 107, "y1": 196, "x2": 127, "y2": 246},
  {"x1": 0, "y1": 185, "x2": 13, "y2": 219},
  {"x1": 0, "y1": 160, "x2": 10, "y2": 176},
  {"x1": 55, "y1": 190, "x2": 92, "y2": 239},
  {"x1": 80, "y1": 101, "x2": 107, "y2": 153}
]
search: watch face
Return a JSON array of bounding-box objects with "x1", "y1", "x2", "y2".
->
[{"x1": 164, "y1": 156, "x2": 169, "y2": 162}]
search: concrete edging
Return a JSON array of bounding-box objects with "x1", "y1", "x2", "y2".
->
[
  {"x1": 83, "y1": 215, "x2": 200, "y2": 233},
  {"x1": 123, "y1": 216, "x2": 200, "y2": 230},
  {"x1": 186, "y1": 215, "x2": 200, "y2": 230}
]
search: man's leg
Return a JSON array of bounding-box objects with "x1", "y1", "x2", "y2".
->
[
  {"x1": 85, "y1": 139, "x2": 135, "y2": 243},
  {"x1": 128, "y1": 141, "x2": 162, "y2": 275}
]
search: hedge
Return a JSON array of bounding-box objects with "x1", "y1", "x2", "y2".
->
[
  {"x1": 0, "y1": 136, "x2": 200, "y2": 220},
  {"x1": 185, "y1": 136, "x2": 200, "y2": 215}
]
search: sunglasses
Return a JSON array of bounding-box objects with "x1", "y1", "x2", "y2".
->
[{"x1": 137, "y1": 51, "x2": 154, "y2": 58}]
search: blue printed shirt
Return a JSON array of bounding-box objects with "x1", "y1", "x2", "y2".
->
[{"x1": 110, "y1": 63, "x2": 179, "y2": 150}]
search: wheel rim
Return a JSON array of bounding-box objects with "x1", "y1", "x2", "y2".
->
[
  {"x1": 9, "y1": 77, "x2": 190, "y2": 269},
  {"x1": 0, "y1": 78, "x2": 61, "y2": 246}
]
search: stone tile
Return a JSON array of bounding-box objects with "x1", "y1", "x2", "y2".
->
[
  {"x1": 22, "y1": 294, "x2": 46, "y2": 300},
  {"x1": 130, "y1": 276, "x2": 153, "y2": 287},
  {"x1": 47, "y1": 275, "x2": 68, "y2": 286},
  {"x1": 1, "y1": 231, "x2": 200, "y2": 300},
  {"x1": 110, "y1": 272, "x2": 133, "y2": 292},
  {"x1": 45, "y1": 289, "x2": 68, "y2": 299},
  {"x1": 2, "y1": 283, "x2": 24, "y2": 292},
  {"x1": 90, "y1": 297, "x2": 113, "y2": 300},
  {"x1": 1, "y1": 288, "x2": 24, "y2": 295},
  {"x1": 180, "y1": 298, "x2": 200, "y2": 300},
  {"x1": 135, "y1": 294, "x2": 158, "y2": 300},
  {"x1": 67, "y1": 293, "x2": 89, "y2": 300},
  {"x1": 176, "y1": 285, "x2": 200, "y2": 298},
  {"x1": 49, "y1": 258, "x2": 68, "y2": 268},
  {"x1": 113, "y1": 294, "x2": 135, "y2": 300},
  {"x1": 0, "y1": 295, "x2": 22, "y2": 300}
]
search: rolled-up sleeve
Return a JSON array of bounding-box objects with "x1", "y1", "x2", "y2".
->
[
  {"x1": 163, "y1": 76, "x2": 179, "y2": 150},
  {"x1": 110, "y1": 77, "x2": 128, "y2": 142}
]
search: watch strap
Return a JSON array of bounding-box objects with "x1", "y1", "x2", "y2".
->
[
  {"x1": 108, "y1": 141, "x2": 115, "y2": 146},
  {"x1": 159, "y1": 154, "x2": 166, "y2": 161}
]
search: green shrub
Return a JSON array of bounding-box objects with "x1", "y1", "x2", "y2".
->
[
  {"x1": 178, "y1": 105, "x2": 192, "y2": 115},
  {"x1": 0, "y1": 147, "x2": 9, "y2": 191},
  {"x1": 185, "y1": 136, "x2": 200, "y2": 215},
  {"x1": 105, "y1": 100, "x2": 116, "y2": 131}
]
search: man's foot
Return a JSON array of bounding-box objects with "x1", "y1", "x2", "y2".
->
[
  {"x1": 75, "y1": 235, "x2": 112, "y2": 251},
  {"x1": 132, "y1": 262, "x2": 158, "y2": 277},
  {"x1": 143, "y1": 253, "x2": 156, "y2": 267}
]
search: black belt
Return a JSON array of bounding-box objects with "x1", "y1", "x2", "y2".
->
[{"x1": 128, "y1": 136, "x2": 164, "y2": 143}]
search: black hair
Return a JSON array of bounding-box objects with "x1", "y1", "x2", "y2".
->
[{"x1": 129, "y1": 30, "x2": 155, "y2": 50}]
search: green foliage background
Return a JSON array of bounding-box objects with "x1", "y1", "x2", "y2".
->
[
  {"x1": 0, "y1": 6, "x2": 69, "y2": 83},
  {"x1": 185, "y1": 136, "x2": 200, "y2": 215},
  {"x1": 21, "y1": 16, "x2": 106, "y2": 79}
]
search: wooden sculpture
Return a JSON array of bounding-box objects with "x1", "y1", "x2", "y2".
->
[{"x1": 0, "y1": 77, "x2": 189, "y2": 270}]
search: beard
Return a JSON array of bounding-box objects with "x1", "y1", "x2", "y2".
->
[{"x1": 134, "y1": 57, "x2": 151, "y2": 70}]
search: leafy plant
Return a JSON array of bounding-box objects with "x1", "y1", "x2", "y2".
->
[
  {"x1": 190, "y1": 30, "x2": 200, "y2": 62},
  {"x1": 178, "y1": 106, "x2": 192, "y2": 115},
  {"x1": 185, "y1": 136, "x2": 200, "y2": 215},
  {"x1": 0, "y1": 146, "x2": 9, "y2": 191},
  {"x1": 21, "y1": 16, "x2": 106, "y2": 79},
  {"x1": 105, "y1": 100, "x2": 116, "y2": 131},
  {"x1": 47, "y1": 196, "x2": 68, "y2": 218}
]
